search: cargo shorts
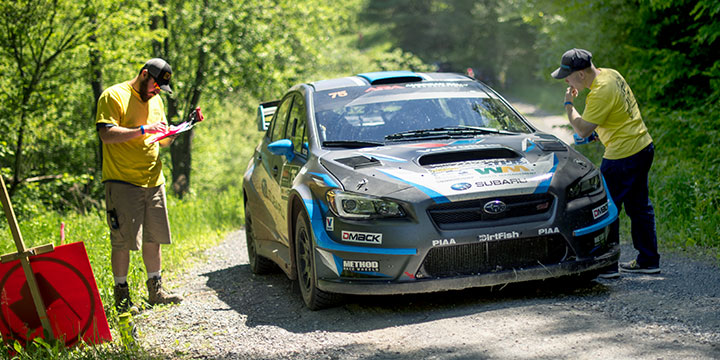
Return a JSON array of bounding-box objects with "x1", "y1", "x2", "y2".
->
[{"x1": 105, "y1": 181, "x2": 172, "y2": 251}]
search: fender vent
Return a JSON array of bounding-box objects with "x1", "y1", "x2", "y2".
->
[{"x1": 418, "y1": 148, "x2": 519, "y2": 166}]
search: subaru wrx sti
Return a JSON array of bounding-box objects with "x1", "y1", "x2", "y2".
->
[{"x1": 243, "y1": 71, "x2": 619, "y2": 310}]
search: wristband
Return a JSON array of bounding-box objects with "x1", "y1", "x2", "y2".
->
[
  {"x1": 140, "y1": 125, "x2": 145, "y2": 135},
  {"x1": 564, "y1": 101, "x2": 573, "y2": 107}
]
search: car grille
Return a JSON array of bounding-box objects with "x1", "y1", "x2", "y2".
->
[
  {"x1": 418, "y1": 235, "x2": 568, "y2": 278},
  {"x1": 427, "y1": 194, "x2": 554, "y2": 230}
]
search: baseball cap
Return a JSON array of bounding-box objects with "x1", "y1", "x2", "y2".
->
[
  {"x1": 551, "y1": 48, "x2": 592, "y2": 79},
  {"x1": 142, "y1": 58, "x2": 173, "y2": 94}
]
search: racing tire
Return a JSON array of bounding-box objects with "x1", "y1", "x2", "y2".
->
[
  {"x1": 245, "y1": 201, "x2": 275, "y2": 274},
  {"x1": 295, "y1": 211, "x2": 342, "y2": 310}
]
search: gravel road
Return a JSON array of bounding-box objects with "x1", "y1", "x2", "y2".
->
[
  {"x1": 136, "y1": 103, "x2": 718, "y2": 359},
  {"x1": 136, "y1": 229, "x2": 720, "y2": 359}
]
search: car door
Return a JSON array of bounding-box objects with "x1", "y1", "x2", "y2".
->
[
  {"x1": 275, "y1": 93, "x2": 308, "y2": 244},
  {"x1": 251, "y1": 92, "x2": 308, "y2": 249},
  {"x1": 250, "y1": 94, "x2": 293, "y2": 243}
]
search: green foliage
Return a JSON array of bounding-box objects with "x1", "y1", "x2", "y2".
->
[
  {"x1": 644, "y1": 104, "x2": 720, "y2": 250},
  {"x1": 526, "y1": 0, "x2": 719, "y2": 108},
  {"x1": 361, "y1": 0, "x2": 537, "y2": 88}
]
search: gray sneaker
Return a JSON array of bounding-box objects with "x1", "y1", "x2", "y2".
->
[
  {"x1": 147, "y1": 276, "x2": 183, "y2": 306},
  {"x1": 619, "y1": 260, "x2": 660, "y2": 274},
  {"x1": 114, "y1": 283, "x2": 139, "y2": 315}
]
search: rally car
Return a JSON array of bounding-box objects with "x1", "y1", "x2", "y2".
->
[{"x1": 243, "y1": 71, "x2": 619, "y2": 310}]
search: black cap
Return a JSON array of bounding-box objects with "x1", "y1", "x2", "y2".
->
[
  {"x1": 551, "y1": 48, "x2": 592, "y2": 79},
  {"x1": 142, "y1": 58, "x2": 173, "y2": 94}
]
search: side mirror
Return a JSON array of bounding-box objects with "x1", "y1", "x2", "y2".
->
[
  {"x1": 268, "y1": 139, "x2": 295, "y2": 162},
  {"x1": 257, "y1": 100, "x2": 280, "y2": 131}
]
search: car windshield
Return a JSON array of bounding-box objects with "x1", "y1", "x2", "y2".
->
[{"x1": 313, "y1": 82, "x2": 532, "y2": 144}]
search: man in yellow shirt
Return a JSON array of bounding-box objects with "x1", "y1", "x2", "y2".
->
[
  {"x1": 96, "y1": 58, "x2": 183, "y2": 313},
  {"x1": 552, "y1": 48, "x2": 660, "y2": 275}
]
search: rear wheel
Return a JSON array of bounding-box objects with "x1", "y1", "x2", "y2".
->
[
  {"x1": 295, "y1": 211, "x2": 341, "y2": 310},
  {"x1": 245, "y1": 201, "x2": 274, "y2": 274}
]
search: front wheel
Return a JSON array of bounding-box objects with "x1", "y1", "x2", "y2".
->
[{"x1": 294, "y1": 211, "x2": 341, "y2": 310}]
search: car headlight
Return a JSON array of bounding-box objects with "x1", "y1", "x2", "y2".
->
[
  {"x1": 326, "y1": 189, "x2": 405, "y2": 219},
  {"x1": 567, "y1": 170, "x2": 603, "y2": 200}
]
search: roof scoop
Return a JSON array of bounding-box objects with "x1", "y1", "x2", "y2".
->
[
  {"x1": 357, "y1": 71, "x2": 424, "y2": 85},
  {"x1": 418, "y1": 148, "x2": 520, "y2": 166}
]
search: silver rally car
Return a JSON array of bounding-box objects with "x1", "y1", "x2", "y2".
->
[{"x1": 243, "y1": 71, "x2": 619, "y2": 310}]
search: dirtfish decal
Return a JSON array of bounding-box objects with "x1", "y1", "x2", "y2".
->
[{"x1": 478, "y1": 231, "x2": 520, "y2": 241}]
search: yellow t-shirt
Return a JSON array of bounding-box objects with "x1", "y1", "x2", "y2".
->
[
  {"x1": 582, "y1": 68, "x2": 653, "y2": 160},
  {"x1": 96, "y1": 82, "x2": 166, "y2": 187}
]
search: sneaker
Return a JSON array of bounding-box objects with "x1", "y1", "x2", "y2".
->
[
  {"x1": 147, "y1": 276, "x2": 183, "y2": 306},
  {"x1": 114, "y1": 283, "x2": 139, "y2": 315},
  {"x1": 597, "y1": 269, "x2": 621, "y2": 279},
  {"x1": 619, "y1": 260, "x2": 660, "y2": 274}
]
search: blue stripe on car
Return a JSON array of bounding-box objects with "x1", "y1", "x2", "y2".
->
[
  {"x1": 304, "y1": 199, "x2": 417, "y2": 255},
  {"x1": 572, "y1": 176, "x2": 619, "y2": 236},
  {"x1": 378, "y1": 170, "x2": 450, "y2": 204},
  {"x1": 332, "y1": 253, "x2": 343, "y2": 276},
  {"x1": 358, "y1": 153, "x2": 407, "y2": 162},
  {"x1": 533, "y1": 154, "x2": 558, "y2": 194},
  {"x1": 309, "y1": 172, "x2": 339, "y2": 187}
]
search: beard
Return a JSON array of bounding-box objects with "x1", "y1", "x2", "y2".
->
[{"x1": 138, "y1": 77, "x2": 154, "y2": 102}]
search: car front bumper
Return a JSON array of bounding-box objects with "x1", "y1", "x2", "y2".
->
[{"x1": 317, "y1": 244, "x2": 619, "y2": 295}]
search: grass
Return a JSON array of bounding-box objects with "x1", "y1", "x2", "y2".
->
[{"x1": 0, "y1": 97, "x2": 258, "y2": 359}]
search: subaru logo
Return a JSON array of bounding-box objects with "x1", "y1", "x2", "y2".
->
[
  {"x1": 483, "y1": 200, "x2": 506, "y2": 214},
  {"x1": 451, "y1": 182, "x2": 472, "y2": 191}
]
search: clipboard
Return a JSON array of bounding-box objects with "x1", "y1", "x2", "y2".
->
[{"x1": 149, "y1": 107, "x2": 204, "y2": 144}]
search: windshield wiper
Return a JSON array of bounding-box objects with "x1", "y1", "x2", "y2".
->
[
  {"x1": 322, "y1": 140, "x2": 385, "y2": 148},
  {"x1": 384, "y1": 126, "x2": 516, "y2": 141}
]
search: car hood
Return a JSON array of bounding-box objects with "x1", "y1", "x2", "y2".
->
[{"x1": 318, "y1": 134, "x2": 594, "y2": 203}]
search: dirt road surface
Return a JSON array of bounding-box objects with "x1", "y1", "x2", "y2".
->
[
  {"x1": 136, "y1": 105, "x2": 719, "y2": 359},
  {"x1": 137, "y1": 230, "x2": 719, "y2": 360},
  {"x1": 512, "y1": 102, "x2": 574, "y2": 145}
]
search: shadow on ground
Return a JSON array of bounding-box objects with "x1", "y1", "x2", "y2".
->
[{"x1": 202, "y1": 261, "x2": 611, "y2": 334}]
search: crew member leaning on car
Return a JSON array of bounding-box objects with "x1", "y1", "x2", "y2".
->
[{"x1": 551, "y1": 48, "x2": 660, "y2": 274}]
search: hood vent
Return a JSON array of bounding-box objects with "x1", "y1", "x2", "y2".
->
[
  {"x1": 418, "y1": 148, "x2": 519, "y2": 166},
  {"x1": 336, "y1": 155, "x2": 381, "y2": 169},
  {"x1": 536, "y1": 140, "x2": 567, "y2": 151}
]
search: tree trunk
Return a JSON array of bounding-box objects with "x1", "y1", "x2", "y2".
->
[{"x1": 89, "y1": 17, "x2": 103, "y2": 184}]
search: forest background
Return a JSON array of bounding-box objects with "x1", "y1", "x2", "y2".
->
[{"x1": 0, "y1": 0, "x2": 718, "y2": 356}]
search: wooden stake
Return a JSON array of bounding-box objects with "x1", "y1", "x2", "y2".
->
[{"x1": 0, "y1": 176, "x2": 55, "y2": 341}]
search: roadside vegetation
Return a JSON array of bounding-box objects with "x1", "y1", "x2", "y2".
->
[{"x1": 0, "y1": 0, "x2": 717, "y2": 358}]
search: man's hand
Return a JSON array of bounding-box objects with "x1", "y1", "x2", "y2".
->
[
  {"x1": 565, "y1": 86, "x2": 578, "y2": 103},
  {"x1": 145, "y1": 122, "x2": 168, "y2": 135}
]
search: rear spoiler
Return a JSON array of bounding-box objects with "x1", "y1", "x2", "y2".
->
[{"x1": 257, "y1": 100, "x2": 280, "y2": 131}]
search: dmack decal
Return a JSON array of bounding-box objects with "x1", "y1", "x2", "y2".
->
[
  {"x1": 593, "y1": 202, "x2": 609, "y2": 219},
  {"x1": 478, "y1": 231, "x2": 520, "y2": 241},
  {"x1": 342, "y1": 231, "x2": 382, "y2": 244}
]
